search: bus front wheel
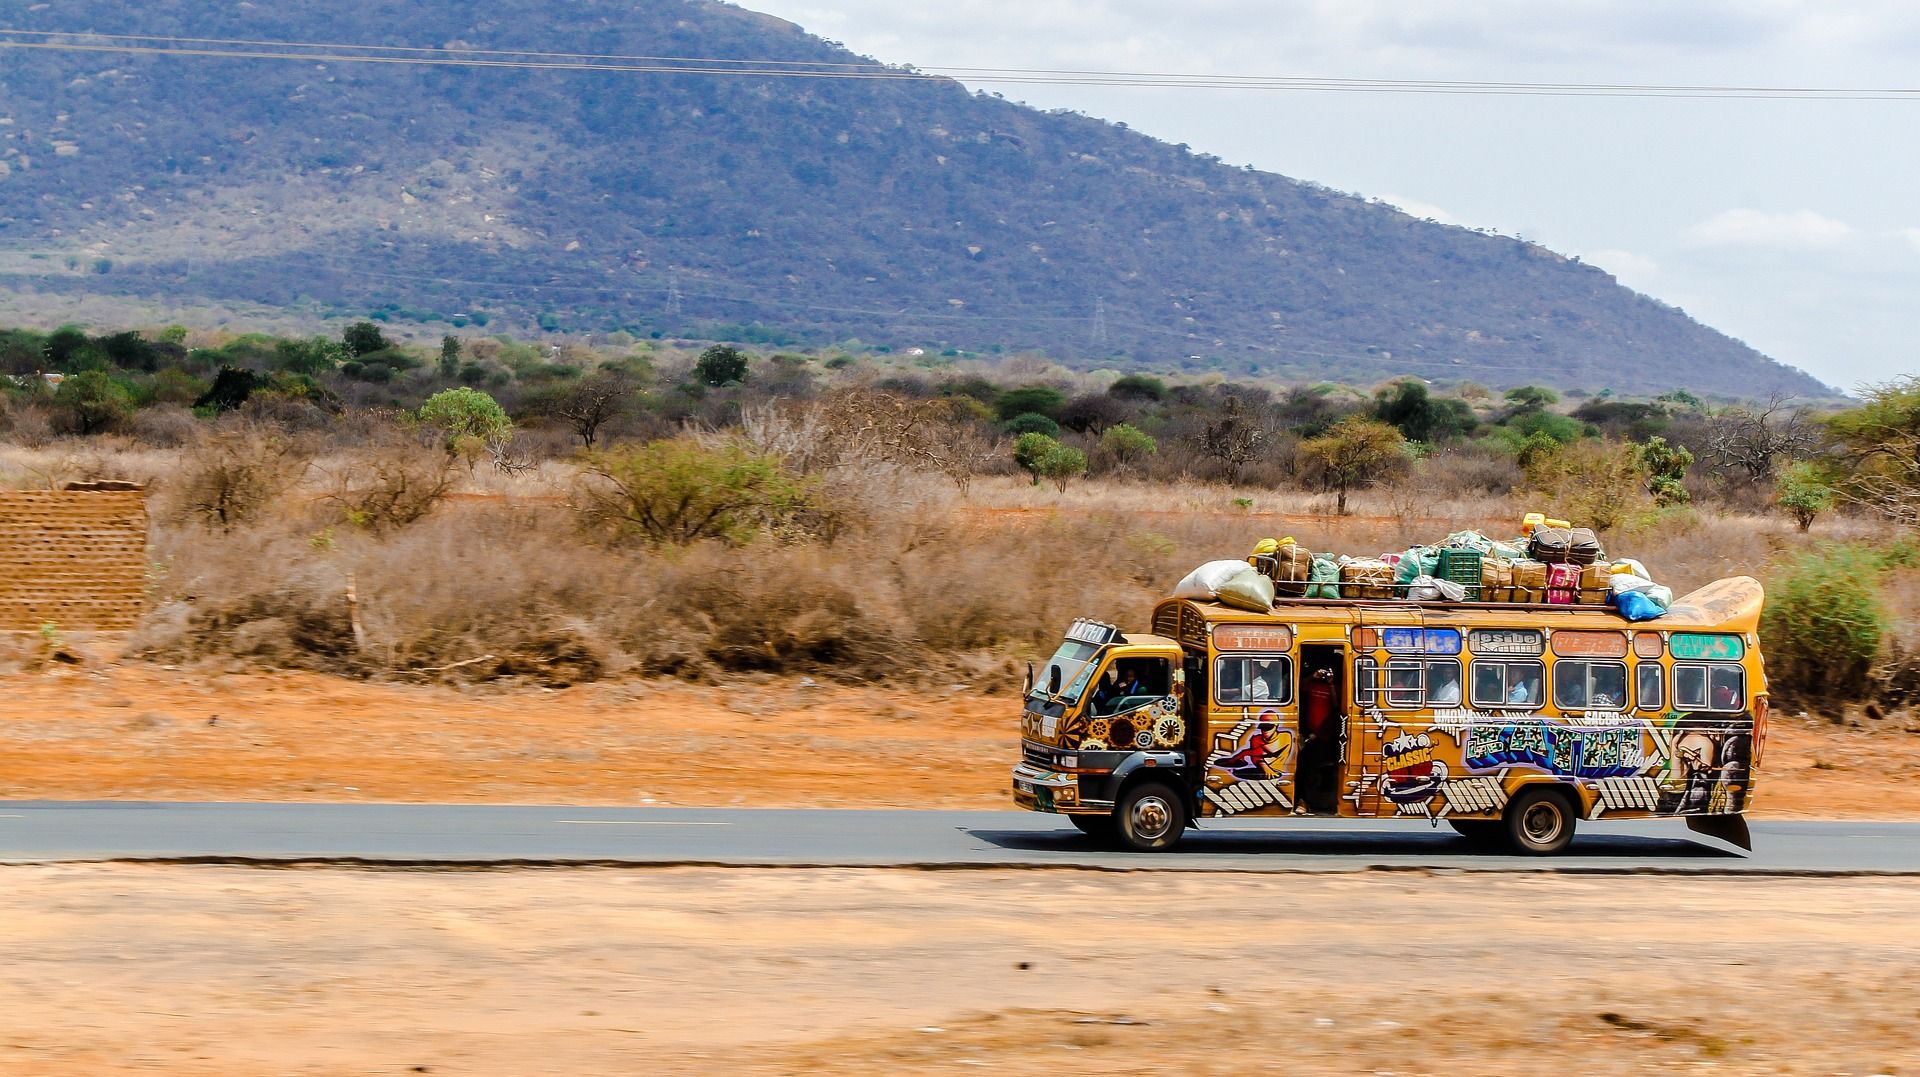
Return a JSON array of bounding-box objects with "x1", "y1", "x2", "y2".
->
[
  {"x1": 1115, "y1": 781, "x2": 1186, "y2": 853},
  {"x1": 1503, "y1": 788, "x2": 1577, "y2": 856}
]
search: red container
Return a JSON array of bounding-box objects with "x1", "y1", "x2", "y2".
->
[{"x1": 1546, "y1": 563, "x2": 1580, "y2": 605}]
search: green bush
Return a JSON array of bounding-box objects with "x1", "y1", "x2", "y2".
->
[
  {"x1": 694, "y1": 344, "x2": 749, "y2": 386},
  {"x1": 52, "y1": 370, "x2": 135, "y2": 434},
  {"x1": 577, "y1": 439, "x2": 828, "y2": 546},
  {"x1": 1774, "y1": 461, "x2": 1835, "y2": 532},
  {"x1": 1011, "y1": 431, "x2": 1085, "y2": 490},
  {"x1": 1003, "y1": 411, "x2": 1060, "y2": 438},
  {"x1": 994, "y1": 385, "x2": 1066, "y2": 421},
  {"x1": 1100, "y1": 423, "x2": 1158, "y2": 469},
  {"x1": 1760, "y1": 545, "x2": 1888, "y2": 701}
]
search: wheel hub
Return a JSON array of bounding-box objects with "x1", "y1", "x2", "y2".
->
[
  {"x1": 1523, "y1": 803, "x2": 1563, "y2": 843},
  {"x1": 1131, "y1": 796, "x2": 1172, "y2": 839}
]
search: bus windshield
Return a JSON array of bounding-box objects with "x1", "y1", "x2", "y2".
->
[{"x1": 1030, "y1": 639, "x2": 1104, "y2": 704}]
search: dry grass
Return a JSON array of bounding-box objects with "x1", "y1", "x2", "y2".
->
[{"x1": 3, "y1": 434, "x2": 1914, "y2": 701}]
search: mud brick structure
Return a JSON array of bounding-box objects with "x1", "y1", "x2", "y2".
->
[{"x1": 0, "y1": 486, "x2": 150, "y2": 631}]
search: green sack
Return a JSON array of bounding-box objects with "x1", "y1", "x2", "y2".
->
[
  {"x1": 1488, "y1": 539, "x2": 1526, "y2": 561},
  {"x1": 1306, "y1": 556, "x2": 1341, "y2": 599},
  {"x1": 1394, "y1": 546, "x2": 1440, "y2": 586}
]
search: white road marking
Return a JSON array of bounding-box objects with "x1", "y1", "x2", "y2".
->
[{"x1": 557, "y1": 819, "x2": 732, "y2": 826}]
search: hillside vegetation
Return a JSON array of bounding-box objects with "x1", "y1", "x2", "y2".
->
[{"x1": 0, "y1": 0, "x2": 1829, "y2": 398}]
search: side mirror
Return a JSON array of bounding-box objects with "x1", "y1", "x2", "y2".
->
[
  {"x1": 1048, "y1": 665, "x2": 1063, "y2": 696},
  {"x1": 1023, "y1": 661, "x2": 1035, "y2": 696}
]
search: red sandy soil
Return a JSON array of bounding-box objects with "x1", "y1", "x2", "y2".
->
[
  {"x1": 0, "y1": 866, "x2": 1914, "y2": 1075},
  {"x1": 0, "y1": 664, "x2": 1914, "y2": 816}
]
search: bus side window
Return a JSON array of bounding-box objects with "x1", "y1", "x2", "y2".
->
[
  {"x1": 1554, "y1": 660, "x2": 1591, "y2": 710},
  {"x1": 1709, "y1": 665, "x2": 1745, "y2": 711},
  {"x1": 1675, "y1": 664, "x2": 1709, "y2": 710},
  {"x1": 1636, "y1": 663, "x2": 1664, "y2": 711},
  {"x1": 1555, "y1": 661, "x2": 1627, "y2": 710},
  {"x1": 1471, "y1": 659, "x2": 1542, "y2": 708},
  {"x1": 1215, "y1": 655, "x2": 1291, "y2": 705}
]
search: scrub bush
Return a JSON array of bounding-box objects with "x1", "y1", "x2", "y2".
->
[{"x1": 1760, "y1": 545, "x2": 1888, "y2": 701}]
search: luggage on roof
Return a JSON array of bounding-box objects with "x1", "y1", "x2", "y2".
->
[{"x1": 1528, "y1": 526, "x2": 1603, "y2": 566}]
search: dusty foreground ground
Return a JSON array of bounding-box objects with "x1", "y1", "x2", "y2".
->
[
  {"x1": 3, "y1": 664, "x2": 1918, "y2": 816},
  {"x1": 0, "y1": 866, "x2": 1914, "y2": 1075}
]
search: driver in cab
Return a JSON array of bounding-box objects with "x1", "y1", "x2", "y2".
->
[{"x1": 1091, "y1": 662, "x2": 1147, "y2": 715}]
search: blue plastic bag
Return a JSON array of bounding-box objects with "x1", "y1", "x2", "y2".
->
[{"x1": 1613, "y1": 589, "x2": 1665, "y2": 622}]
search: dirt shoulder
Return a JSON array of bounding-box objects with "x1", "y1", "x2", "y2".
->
[
  {"x1": 0, "y1": 664, "x2": 1915, "y2": 817},
  {"x1": 1, "y1": 865, "x2": 1915, "y2": 1075}
]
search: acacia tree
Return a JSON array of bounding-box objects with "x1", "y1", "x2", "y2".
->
[
  {"x1": 1299, "y1": 417, "x2": 1406, "y2": 515},
  {"x1": 1704, "y1": 395, "x2": 1816, "y2": 490},
  {"x1": 1192, "y1": 396, "x2": 1268, "y2": 485},
  {"x1": 1825, "y1": 376, "x2": 1920, "y2": 526},
  {"x1": 553, "y1": 371, "x2": 638, "y2": 448}
]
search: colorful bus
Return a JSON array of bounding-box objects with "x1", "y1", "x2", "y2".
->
[{"x1": 1012, "y1": 577, "x2": 1766, "y2": 854}]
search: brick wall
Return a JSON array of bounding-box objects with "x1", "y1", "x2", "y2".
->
[{"x1": 0, "y1": 488, "x2": 150, "y2": 631}]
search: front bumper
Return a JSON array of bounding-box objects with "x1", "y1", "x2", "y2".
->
[{"x1": 1011, "y1": 762, "x2": 1100, "y2": 814}]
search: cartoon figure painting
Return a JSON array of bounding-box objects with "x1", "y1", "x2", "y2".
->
[{"x1": 1210, "y1": 713, "x2": 1294, "y2": 782}]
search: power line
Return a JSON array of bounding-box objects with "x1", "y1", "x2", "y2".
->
[{"x1": 2, "y1": 30, "x2": 1918, "y2": 99}]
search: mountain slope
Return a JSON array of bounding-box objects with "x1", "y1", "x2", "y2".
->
[{"x1": 0, "y1": 1, "x2": 1831, "y2": 396}]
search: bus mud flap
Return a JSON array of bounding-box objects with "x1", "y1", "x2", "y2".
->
[{"x1": 1685, "y1": 813, "x2": 1752, "y2": 851}]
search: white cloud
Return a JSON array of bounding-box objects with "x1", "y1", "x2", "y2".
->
[
  {"x1": 1380, "y1": 194, "x2": 1459, "y2": 225},
  {"x1": 1899, "y1": 227, "x2": 1920, "y2": 254},
  {"x1": 1683, "y1": 209, "x2": 1854, "y2": 250},
  {"x1": 1584, "y1": 248, "x2": 1661, "y2": 288}
]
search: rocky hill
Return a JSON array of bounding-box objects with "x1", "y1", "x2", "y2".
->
[{"x1": 0, "y1": 0, "x2": 1832, "y2": 396}]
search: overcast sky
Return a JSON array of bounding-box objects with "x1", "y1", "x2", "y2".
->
[{"x1": 749, "y1": 0, "x2": 1918, "y2": 394}]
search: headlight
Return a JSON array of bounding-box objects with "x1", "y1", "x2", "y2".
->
[{"x1": 1060, "y1": 756, "x2": 1077, "y2": 769}]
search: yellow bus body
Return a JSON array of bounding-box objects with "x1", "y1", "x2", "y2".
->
[{"x1": 1013, "y1": 577, "x2": 1767, "y2": 851}]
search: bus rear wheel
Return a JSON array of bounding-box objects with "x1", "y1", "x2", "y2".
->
[
  {"x1": 1115, "y1": 781, "x2": 1186, "y2": 853},
  {"x1": 1068, "y1": 813, "x2": 1117, "y2": 844},
  {"x1": 1503, "y1": 787, "x2": 1577, "y2": 856}
]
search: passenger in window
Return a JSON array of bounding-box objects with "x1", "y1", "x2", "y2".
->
[
  {"x1": 1508, "y1": 671, "x2": 1539, "y2": 706},
  {"x1": 1428, "y1": 664, "x2": 1461, "y2": 706},
  {"x1": 1474, "y1": 666, "x2": 1503, "y2": 704},
  {"x1": 1713, "y1": 679, "x2": 1741, "y2": 710},
  {"x1": 1218, "y1": 660, "x2": 1245, "y2": 703},
  {"x1": 1248, "y1": 659, "x2": 1287, "y2": 701},
  {"x1": 1591, "y1": 667, "x2": 1627, "y2": 709}
]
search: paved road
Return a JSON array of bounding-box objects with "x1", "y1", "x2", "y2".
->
[{"x1": 2, "y1": 802, "x2": 1917, "y2": 873}]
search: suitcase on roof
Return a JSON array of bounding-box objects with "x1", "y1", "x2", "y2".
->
[{"x1": 1528, "y1": 526, "x2": 1603, "y2": 566}]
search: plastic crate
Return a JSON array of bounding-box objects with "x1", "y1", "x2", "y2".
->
[{"x1": 1435, "y1": 548, "x2": 1484, "y2": 601}]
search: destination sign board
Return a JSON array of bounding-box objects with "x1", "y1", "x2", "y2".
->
[
  {"x1": 1551, "y1": 630, "x2": 1630, "y2": 658},
  {"x1": 1380, "y1": 627, "x2": 1462, "y2": 655},
  {"x1": 1065, "y1": 619, "x2": 1122, "y2": 647},
  {"x1": 1468, "y1": 629, "x2": 1544, "y2": 657},
  {"x1": 1214, "y1": 625, "x2": 1294, "y2": 652},
  {"x1": 1670, "y1": 632, "x2": 1745, "y2": 661}
]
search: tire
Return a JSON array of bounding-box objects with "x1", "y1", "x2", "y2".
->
[
  {"x1": 1114, "y1": 781, "x2": 1187, "y2": 853},
  {"x1": 1068, "y1": 813, "x2": 1118, "y2": 844},
  {"x1": 1503, "y1": 787, "x2": 1578, "y2": 856},
  {"x1": 1447, "y1": 819, "x2": 1501, "y2": 845}
]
